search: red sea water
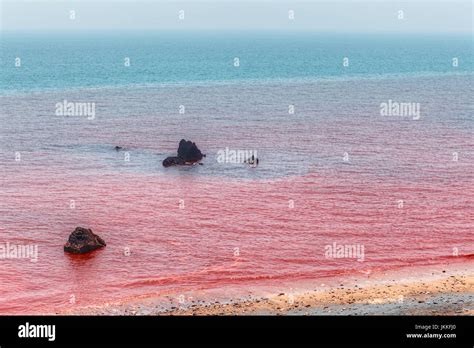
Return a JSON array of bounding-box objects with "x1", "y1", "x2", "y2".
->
[{"x1": 0, "y1": 76, "x2": 473, "y2": 314}]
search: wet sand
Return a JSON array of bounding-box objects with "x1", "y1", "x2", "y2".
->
[{"x1": 63, "y1": 262, "x2": 473, "y2": 316}]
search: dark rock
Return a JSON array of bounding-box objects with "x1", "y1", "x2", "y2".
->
[
  {"x1": 244, "y1": 154, "x2": 259, "y2": 166},
  {"x1": 115, "y1": 146, "x2": 123, "y2": 151},
  {"x1": 177, "y1": 139, "x2": 203, "y2": 162},
  {"x1": 64, "y1": 227, "x2": 106, "y2": 254},
  {"x1": 163, "y1": 139, "x2": 204, "y2": 167},
  {"x1": 162, "y1": 156, "x2": 185, "y2": 167}
]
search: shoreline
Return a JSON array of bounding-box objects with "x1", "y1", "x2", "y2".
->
[{"x1": 63, "y1": 261, "x2": 473, "y2": 316}]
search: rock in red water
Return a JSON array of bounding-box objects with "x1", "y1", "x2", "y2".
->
[
  {"x1": 163, "y1": 139, "x2": 204, "y2": 167},
  {"x1": 177, "y1": 139, "x2": 204, "y2": 162},
  {"x1": 64, "y1": 227, "x2": 106, "y2": 254}
]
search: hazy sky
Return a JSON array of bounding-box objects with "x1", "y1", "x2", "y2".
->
[{"x1": 1, "y1": 0, "x2": 472, "y2": 33}]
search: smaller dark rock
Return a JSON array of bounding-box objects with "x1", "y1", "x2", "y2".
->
[
  {"x1": 163, "y1": 156, "x2": 185, "y2": 167},
  {"x1": 115, "y1": 146, "x2": 123, "y2": 151},
  {"x1": 244, "y1": 154, "x2": 259, "y2": 166},
  {"x1": 64, "y1": 227, "x2": 106, "y2": 254}
]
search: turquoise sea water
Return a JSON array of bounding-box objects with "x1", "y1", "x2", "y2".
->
[{"x1": 0, "y1": 32, "x2": 472, "y2": 93}]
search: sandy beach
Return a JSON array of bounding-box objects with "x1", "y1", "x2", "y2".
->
[{"x1": 63, "y1": 261, "x2": 473, "y2": 316}]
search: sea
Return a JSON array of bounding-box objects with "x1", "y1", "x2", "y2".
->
[{"x1": 0, "y1": 31, "x2": 473, "y2": 313}]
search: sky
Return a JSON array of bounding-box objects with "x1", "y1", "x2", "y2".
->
[{"x1": 0, "y1": 0, "x2": 472, "y2": 33}]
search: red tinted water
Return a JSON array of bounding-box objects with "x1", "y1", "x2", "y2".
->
[
  {"x1": 1, "y1": 162, "x2": 473, "y2": 314},
  {"x1": 1, "y1": 77, "x2": 473, "y2": 314}
]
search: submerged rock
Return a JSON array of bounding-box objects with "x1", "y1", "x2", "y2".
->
[
  {"x1": 163, "y1": 139, "x2": 204, "y2": 167},
  {"x1": 64, "y1": 227, "x2": 106, "y2": 254}
]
